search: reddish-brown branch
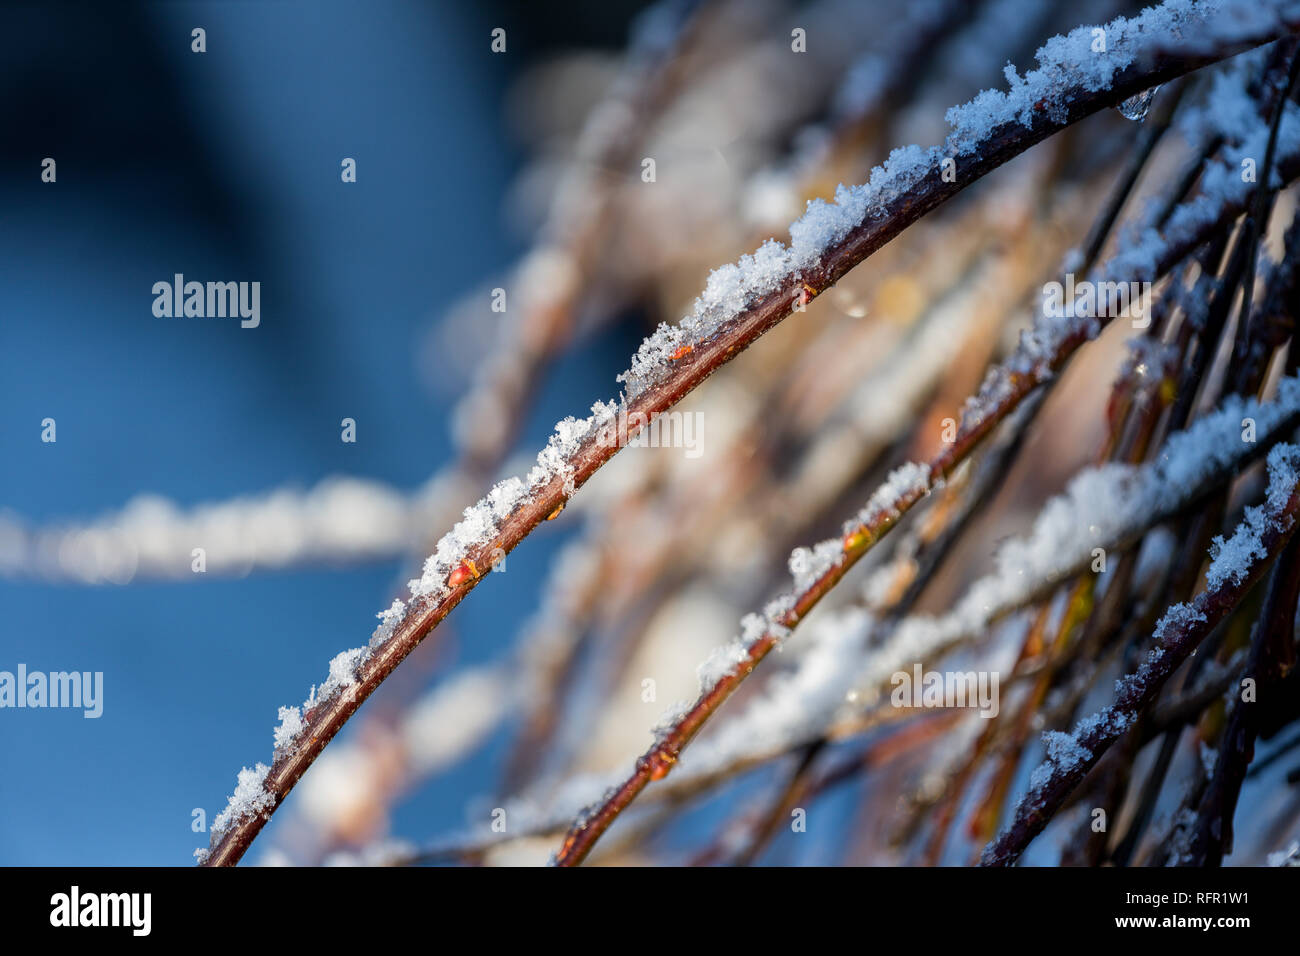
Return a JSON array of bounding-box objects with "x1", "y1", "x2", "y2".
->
[
  {"x1": 201, "y1": 24, "x2": 1296, "y2": 867},
  {"x1": 1180, "y1": 531, "x2": 1300, "y2": 865}
]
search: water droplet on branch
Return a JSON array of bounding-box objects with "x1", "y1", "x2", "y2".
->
[{"x1": 1116, "y1": 85, "x2": 1160, "y2": 122}]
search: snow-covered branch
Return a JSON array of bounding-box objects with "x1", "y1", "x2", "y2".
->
[
  {"x1": 551, "y1": 370, "x2": 1300, "y2": 864},
  {"x1": 200, "y1": 0, "x2": 1300, "y2": 867},
  {"x1": 980, "y1": 444, "x2": 1300, "y2": 865}
]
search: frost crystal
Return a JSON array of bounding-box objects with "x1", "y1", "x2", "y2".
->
[
  {"x1": 845, "y1": 462, "x2": 931, "y2": 534},
  {"x1": 207, "y1": 763, "x2": 274, "y2": 848},
  {"x1": 488, "y1": 477, "x2": 526, "y2": 521},
  {"x1": 1151, "y1": 603, "x2": 1208, "y2": 644},
  {"x1": 403, "y1": 397, "x2": 621, "y2": 604},
  {"x1": 306, "y1": 647, "x2": 368, "y2": 711},
  {"x1": 695, "y1": 594, "x2": 797, "y2": 691},
  {"x1": 1028, "y1": 732, "x2": 1092, "y2": 794},
  {"x1": 696, "y1": 639, "x2": 752, "y2": 689},
  {"x1": 788, "y1": 538, "x2": 843, "y2": 592},
  {"x1": 1205, "y1": 444, "x2": 1300, "y2": 591},
  {"x1": 273, "y1": 706, "x2": 303, "y2": 752},
  {"x1": 372, "y1": 598, "x2": 406, "y2": 645}
]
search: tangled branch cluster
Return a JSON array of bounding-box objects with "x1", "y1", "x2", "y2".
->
[{"x1": 14, "y1": 0, "x2": 1300, "y2": 868}]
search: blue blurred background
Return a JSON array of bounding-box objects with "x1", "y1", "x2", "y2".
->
[{"x1": 0, "y1": 0, "x2": 648, "y2": 864}]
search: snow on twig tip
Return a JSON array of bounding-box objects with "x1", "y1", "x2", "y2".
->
[{"x1": 199, "y1": 763, "x2": 275, "y2": 863}]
